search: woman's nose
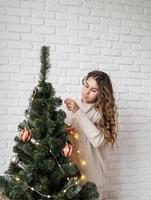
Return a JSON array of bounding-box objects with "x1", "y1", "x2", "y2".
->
[{"x1": 85, "y1": 88, "x2": 90, "y2": 95}]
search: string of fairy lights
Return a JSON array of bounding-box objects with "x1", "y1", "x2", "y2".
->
[{"x1": 0, "y1": 87, "x2": 87, "y2": 198}]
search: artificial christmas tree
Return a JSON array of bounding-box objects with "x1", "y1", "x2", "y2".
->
[{"x1": 0, "y1": 46, "x2": 99, "y2": 200}]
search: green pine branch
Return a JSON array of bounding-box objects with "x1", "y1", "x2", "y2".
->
[{"x1": 39, "y1": 46, "x2": 50, "y2": 85}]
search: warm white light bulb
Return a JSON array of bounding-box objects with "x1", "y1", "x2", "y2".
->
[
  {"x1": 77, "y1": 150, "x2": 80, "y2": 154},
  {"x1": 15, "y1": 177, "x2": 20, "y2": 181},
  {"x1": 81, "y1": 160, "x2": 86, "y2": 166},
  {"x1": 74, "y1": 133, "x2": 79, "y2": 140},
  {"x1": 80, "y1": 175, "x2": 86, "y2": 180}
]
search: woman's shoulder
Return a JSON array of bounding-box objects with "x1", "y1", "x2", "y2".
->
[{"x1": 76, "y1": 99, "x2": 101, "y2": 124}]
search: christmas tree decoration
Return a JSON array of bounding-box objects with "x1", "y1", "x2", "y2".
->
[
  {"x1": 19, "y1": 128, "x2": 30, "y2": 142},
  {"x1": 61, "y1": 143, "x2": 73, "y2": 158},
  {"x1": 65, "y1": 124, "x2": 75, "y2": 134},
  {"x1": 0, "y1": 46, "x2": 99, "y2": 200},
  {"x1": 11, "y1": 155, "x2": 19, "y2": 165}
]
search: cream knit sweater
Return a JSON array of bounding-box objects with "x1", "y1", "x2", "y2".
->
[{"x1": 61, "y1": 99, "x2": 107, "y2": 189}]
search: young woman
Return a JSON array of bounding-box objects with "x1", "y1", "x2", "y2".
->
[{"x1": 63, "y1": 70, "x2": 117, "y2": 200}]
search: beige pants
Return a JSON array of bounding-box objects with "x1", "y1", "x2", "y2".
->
[{"x1": 97, "y1": 186, "x2": 103, "y2": 200}]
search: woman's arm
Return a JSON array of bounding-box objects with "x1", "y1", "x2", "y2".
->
[{"x1": 72, "y1": 109, "x2": 105, "y2": 148}]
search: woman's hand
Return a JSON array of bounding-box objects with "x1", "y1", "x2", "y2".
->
[{"x1": 64, "y1": 98, "x2": 79, "y2": 113}]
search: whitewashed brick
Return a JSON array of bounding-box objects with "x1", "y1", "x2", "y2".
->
[
  {"x1": 7, "y1": 24, "x2": 32, "y2": 33},
  {"x1": 91, "y1": 9, "x2": 110, "y2": 17},
  {"x1": 131, "y1": 28, "x2": 150, "y2": 36},
  {"x1": 45, "y1": 19, "x2": 67, "y2": 28},
  {"x1": 21, "y1": 17, "x2": 44, "y2": 25},
  {"x1": 120, "y1": 35, "x2": 139, "y2": 43},
  {"x1": 68, "y1": 22, "x2": 89, "y2": 30},
  {"x1": 9, "y1": 58, "x2": 32, "y2": 66},
  {"x1": 122, "y1": 49, "x2": 140, "y2": 57},
  {"x1": 69, "y1": 7, "x2": 90, "y2": 15},
  {"x1": 56, "y1": 45, "x2": 79, "y2": 54},
  {"x1": 56, "y1": 13, "x2": 79, "y2": 22},
  {"x1": 113, "y1": 42, "x2": 131, "y2": 49},
  {"x1": 10, "y1": 74, "x2": 35, "y2": 82},
  {"x1": 79, "y1": 30, "x2": 99, "y2": 39},
  {"x1": 101, "y1": 48, "x2": 121, "y2": 56},
  {"x1": 114, "y1": 0, "x2": 133, "y2": 5},
  {"x1": 132, "y1": 13, "x2": 151, "y2": 22},
  {"x1": 125, "y1": 5, "x2": 144, "y2": 14},
  {"x1": 46, "y1": 2, "x2": 68, "y2": 12},
  {"x1": 134, "y1": 0, "x2": 151, "y2": 7},
  {"x1": 0, "y1": 73, "x2": 9, "y2": 81},
  {"x1": 80, "y1": 15, "x2": 100, "y2": 24},
  {"x1": 56, "y1": 28, "x2": 78, "y2": 37},
  {"x1": 110, "y1": 26, "x2": 130, "y2": 35},
  {"x1": 91, "y1": 40, "x2": 111, "y2": 48},
  {"x1": 0, "y1": 15, "x2": 19, "y2": 23},
  {"x1": 130, "y1": 86, "x2": 150, "y2": 94},
  {"x1": 91, "y1": 55, "x2": 112, "y2": 63},
  {"x1": 111, "y1": 11, "x2": 132, "y2": 20},
  {"x1": 46, "y1": 35, "x2": 69, "y2": 44},
  {"x1": 32, "y1": 10, "x2": 55, "y2": 19},
  {"x1": 21, "y1": 33, "x2": 44, "y2": 42},
  {"x1": 113, "y1": 57, "x2": 133, "y2": 65},
  {"x1": 142, "y1": 22, "x2": 151, "y2": 30},
  {"x1": 0, "y1": 49, "x2": 20, "y2": 57},
  {"x1": 8, "y1": 41, "x2": 32, "y2": 49},
  {"x1": 122, "y1": 78, "x2": 141, "y2": 86},
  {"x1": 121, "y1": 19, "x2": 141, "y2": 28},
  {"x1": 69, "y1": 53, "x2": 91, "y2": 62},
  {"x1": 0, "y1": 7, "x2": 6, "y2": 14},
  {"x1": 60, "y1": 0, "x2": 82, "y2": 6},
  {"x1": 0, "y1": 0, "x2": 20, "y2": 7},
  {"x1": 0, "y1": 32, "x2": 20, "y2": 40},
  {"x1": 101, "y1": 17, "x2": 121, "y2": 26},
  {"x1": 101, "y1": 33, "x2": 119, "y2": 41},
  {"x1": 0, "y1": 107, "x2": 6, "y2": 115},
  {"x1": 21, "y1": 1, "x2": 45, "y2": 10},
  {"x1": 33, "y1": 25, "x2": 55, "y2": 35},
  {"x1": 80, "y1": 46, "x2": 100, "y2": 55},
  {"x1": 0, "y1": 24, "x2": 6, "y2": 31},
  {"x1": 7, "y1": 7, "x2": 31, "y2": 16}
]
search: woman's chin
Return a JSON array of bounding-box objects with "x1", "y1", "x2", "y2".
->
[{"x1": 82, "y1": 97, "x2": 91, "y2": 103}]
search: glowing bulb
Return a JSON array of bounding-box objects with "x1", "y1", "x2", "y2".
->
[
  {"x1": 77, "y1": 150, "x2": 80, "y2": 154},
  {"x1": 75, "y1": 181, "x2": 78, "y2": 185},
  {"x1": 31, "y1": 187, "x2": 34, "y2": 191},
  {"x1": 47, "y1": 195, "x2": 51, "y2": 198},
  {"x1": 74, "y1": 133, "x2": 79, "y2": 140},
  {"x1": 67, "y1": 177, "x2": 70, "y2": 180},
  {"x1": 81, "y1": 160, "x2": 86, "y2": 166},
  {"x1": 63, "y1": 189, "x2": 66, "y2": 193},
  {"x1": 27, "y1": 114, "x2": 30, "y2": 118},
  {"x1": 15, "y1": 177, "x2": 20, "y2": 182},
  {"x1": 80, "y1": 175, "x2": 86, "y2": 181},
  {"x1": 69, "y1": 162, "x2": 72, "y2": 165}
]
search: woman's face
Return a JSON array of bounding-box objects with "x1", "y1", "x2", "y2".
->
[{"x1": 81, "y1": 76, "x2": 99, "y2": 103}]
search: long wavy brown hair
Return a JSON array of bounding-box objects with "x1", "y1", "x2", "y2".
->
[{"x1": 83, "y1": 70, "x2": 118, "y2": 147}]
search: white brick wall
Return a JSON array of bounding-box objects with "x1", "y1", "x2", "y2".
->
[{"x1": 0, "y1": 0, "x2": 151, "y2": 199}]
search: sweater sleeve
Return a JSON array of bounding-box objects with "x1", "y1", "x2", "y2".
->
[{"x1": 72, "y1": 108, "x2": 105, "y2": 148}]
